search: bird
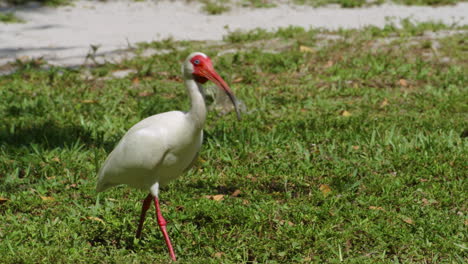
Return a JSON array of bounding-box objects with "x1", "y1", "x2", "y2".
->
[{"x1": 96, "y1": 52, "x2": 241, "y2": 261}]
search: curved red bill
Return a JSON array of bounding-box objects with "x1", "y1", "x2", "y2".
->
[{"x1": 199, "y1": 66, "x2": 241, "y2": 120}]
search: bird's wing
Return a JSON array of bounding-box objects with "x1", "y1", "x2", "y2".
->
[
  {"x1": 184, "y1": 130, "x2": 203, "y2": 172},
  {"x1": 96, "y1": 126, "x2": 169, "y2": 192}
]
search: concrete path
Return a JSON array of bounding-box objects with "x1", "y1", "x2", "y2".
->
[{"x1": 1, "y1": 0, "x2": 467, "y2": 66}]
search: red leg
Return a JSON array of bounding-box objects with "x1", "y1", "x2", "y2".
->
[
  {"x1": 135, "y1": 193, "x2": 153, "y2": 239},
  {"x1": 154, "y1": 197, "x2": 177, "y2": 261}
]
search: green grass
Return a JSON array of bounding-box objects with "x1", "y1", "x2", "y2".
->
[
  {"x1": 1, "y1": 23, "x2": 467, "y2": 263},
  {"x1": 241, "y1": 0, "x2": 277, "y2": 8},
  {"x1": 0, "y1": 12, "x2": 25, "y2": 23},
  {"x1": 201, "y1": 0, "x2": 231, "y2": 15}
]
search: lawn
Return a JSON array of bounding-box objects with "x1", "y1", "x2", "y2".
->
[{"x1": 0, "y1": 21, "x2": 467, "y2": 263}]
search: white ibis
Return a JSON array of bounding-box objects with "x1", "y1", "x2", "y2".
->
[{"x1": 96, "y1": 52, "x2": 241, "y2": 261}]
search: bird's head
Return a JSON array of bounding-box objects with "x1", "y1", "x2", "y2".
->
[{"x1": 183, "y1": 52, "x2": 241, "y2": 120}]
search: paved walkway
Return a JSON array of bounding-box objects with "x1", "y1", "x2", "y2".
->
[{"x1": 1, "y1": 1, "x2": 467, "y2": 66}]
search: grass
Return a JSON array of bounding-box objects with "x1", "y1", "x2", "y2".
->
[
  {"x1": 201, "y1": 0, "x2": 231, "y2": 15},
  {"x1": 1, "y1": 22, "x2": 467, "y2": 263},
  {"x1": 0, "y1": 12, "x2": 24, "y2": 23}
]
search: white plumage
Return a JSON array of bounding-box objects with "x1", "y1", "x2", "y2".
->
[{"x1": 96, "y1": 111, "x2": 203, "y2": 193}]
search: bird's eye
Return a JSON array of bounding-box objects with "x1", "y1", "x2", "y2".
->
[{"x1": 194, "y1": 59, "x2": 200, "y2": 65}]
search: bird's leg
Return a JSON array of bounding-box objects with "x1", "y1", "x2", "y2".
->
[
  {"x1": 135, "y1": 193, "x2": 153, "y2": 239},
  {"x1": 154, "y1": 197, "x2": 177, "y2": 261}
]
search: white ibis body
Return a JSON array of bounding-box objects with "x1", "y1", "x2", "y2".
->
[{"x1": 96, "y1": 52, "x2": 240, "y2": 261}]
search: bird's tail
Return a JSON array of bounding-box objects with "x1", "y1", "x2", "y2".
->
[
  {"x1": 96, "y1": 180, "x2": 106, "y2": 192},
  {"x1": 96, "y1": 179, "x2": 117, "y2": 192},
  {"x1": 96, "y1": 165, "x2": 114, "y2": 192}
]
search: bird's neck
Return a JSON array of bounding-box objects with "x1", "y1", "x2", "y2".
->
[{"x1": 186, "y1": 79, "x2": 207, "y2": 130}]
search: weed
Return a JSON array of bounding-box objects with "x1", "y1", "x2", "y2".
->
[
  {"x1": 0, "y1": 12, "x2": 24, "y2": 23},
  {"x1": 201, "y1": 0, "x2": 231, "y2": 15}
]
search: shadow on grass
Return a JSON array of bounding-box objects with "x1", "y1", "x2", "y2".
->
[
  {"x1": 87, "y1": 232, "x2": 136, "y2": 250},
  {"x1": 0, "y1": 0, "x2": 71, "y2": 9},
  {"x1": 0, "y1": 120, "x2": 116, "y2": 151}
]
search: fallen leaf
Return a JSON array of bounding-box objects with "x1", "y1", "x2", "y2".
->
[
  {"x1": 399, "y1": 79, "x2": 408, "y2": 87},
  {"x1": 18, "y1": 55, "x2": 30, "y2": 62},
  {"x1": 212, "y1": 194, "x2": 224, "y2": 201},
  {"x1": 0, "y1": 197, "x2": 9, "y2": 204},
  {"x1": 324, "y1": 60, "x2": 334, "y2": 68},
  {"x1": 232, "y1": 77, "x2": 244, "y2": 83},
  {"x1": 246, "y1": 174, "x2": 257, "y2": 182},
  {"x1": 81, "y1": 99, "x2": 98, "y2": 104},
  {"x1": 422, "y1": 198, "x2": 429, "y2": 206},
  {"x1": 162, "y1": 93, "x2": 176, "y2": 99},
  {"x1": 168, "y1": 75, "x2": 183, "y2": 82},
  {"x1": 138, "y1": 91, "x2": 154, "y2": 97},
  {"x1": 206, "y1": 194, "x2": 224, "y2": 201},
  {"x1": 299, "y1": 45, "x2": 315, "y2": 53},
  {"x1": 66, "y1": 183, "x2": 78, "y2": 190},
  {"x1": 340, "y1": 110, "x2": 352, "y2": 117},
  {"x1": 421, "y1": 198, "x2": 438, "y2": 206},
  {"x1": 242, "y1": 199, "x2": 250, "y2": 205},
  {"x1": 369, "y1": 206, "x2": 385, "y2": 211},
  {"x1": 319, "y1": 184, "x2": 332, "y2": 196},
  {"x1": 402, "y1": 217, "x2": 414, "y2": 225},
  {"x1": 87, "y1": 216, "x2": 105, "y2": 224},
  {"x1": 352, "y1": 145, "x2": 360, "y2": 150},
  {"x1": 51, "y1": 157, "x2": 60, "y2": 163},
  {"x1": 40, "y1": 196, "x2": 55, "y2": 202},
  {"x1": 345, "y1": 239, "x2": 352, "y2": 252},
  {"x1": 230, "y1": 189, "x2": 241, "y2": 197},
  {"x1": 464, "y1": 219, "x2": 468, "y2": 226},
  {"x1": 46, "y1": 176, "x2": 56, "y2": 180},
  {"x1": 132, "y1": 77, "x2": 140, "y2": 85},
  {"x1": 380, "y1": 98, "x2": 389, "y2": 108},
  {"x1": 213, "y1": 252, "x2": 224, "y2": 258},
  {"x1": 419, "y1": 178, "x2": 428, "y2": 182}
]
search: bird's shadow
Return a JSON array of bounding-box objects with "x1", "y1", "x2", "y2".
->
[{"x1": 86, "y1": 227, "x2": 138, "y2": 251}]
